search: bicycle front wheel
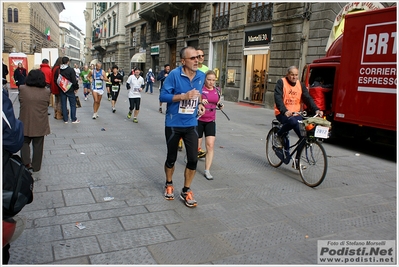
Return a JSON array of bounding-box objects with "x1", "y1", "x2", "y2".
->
[
  {"x1": 298, "y1": 140, "x2": 327, "y2": 187},
  {"x1": 266, "y1": 127, "x2": 283, "y2": 168}
]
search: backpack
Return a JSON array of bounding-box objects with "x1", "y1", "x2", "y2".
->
[{"x1": 3, "y1": 150, "x2": 34, "y2": 219}]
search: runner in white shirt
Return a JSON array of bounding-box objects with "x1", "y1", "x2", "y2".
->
[{"x1": 125, "y1": 67, "x2": 145, "y2": 123}]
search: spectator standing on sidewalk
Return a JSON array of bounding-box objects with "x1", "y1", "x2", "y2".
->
[
  {"x1": 126, "y1": 67, "x2": 145, "y2": 123},
  {"x1": 13, "y1": 62, "x2": 27, "y2": 89},
  {"x1": 39, "y1": 59, "x2": 52, "y2": 86},
  {"x1": 2, "y1": 86, "x2": 24, "y2": 264},
  {"x1": 197, "y1": 70, "x2": 224, "y2": 180},
  {"x1": 59, "y1": 57, "x2": 80, "y2": 123},
  {"x1": 108, "y1": 65, "x2": 123, "y2": 113},
  {"x1": 157, "y1": 64, "x2": 170, "y2": 113},
  {"x1": 18, "y1": 69, "x2": 51, "y2": 172},
  {"x1": 51, "y1": 57, "x2": 63, "y2": 120},
  {"x1": 159, "y1": 46, "x2": 205, "y2": 208},
  {"x1": 3, "y1": 59, "x2": 9, "y2": 89},
  {"x1": 39, "y1": 58, "x2": 53, "y2": 116},
  {"x1": 80, "y1": 65, "x2": 91, "y2": 101},
  {"x1": 144, "y1": 68, "x2": 155, "y2": 94},
  {"x1": 87, "y1": 62, "x2": 109, "y2": 119}
]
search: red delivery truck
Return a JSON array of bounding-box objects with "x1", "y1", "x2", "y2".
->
[{"x1": 302, "y1": 6, "x2": 396, "y2": 144}]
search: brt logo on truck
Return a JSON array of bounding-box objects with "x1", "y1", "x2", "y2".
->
[
  {"x1": 362, "y1": 21, "x2": 396, "y2": 64},
  {"x1": 358, "y1": 21, "x2": 397, "y2": 93}
]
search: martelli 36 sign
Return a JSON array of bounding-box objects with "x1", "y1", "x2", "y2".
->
[{"x1": 245, "y1": 28, "x2": 272, "y2": 47}]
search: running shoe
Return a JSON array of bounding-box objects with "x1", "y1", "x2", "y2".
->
[
  {"x1": 133, "y1": 118, "x2": 138, "y2": 123},
  {"x1": 72, "y1": 120, "x2": 80, "y2": 124},
  {"x1": 112, "y1": 107, "x2": 116, "y2": 113},
  {"x1": 178, "y1": 139, "x2": 183, "y2": 151},
  {"x1": 180, "y1": 189, "x2": 197, "y2": 208},
  {"x1": 108, "y1": 96, "x2": 111, "y2": 101},
  {"x1": 164, "y1": 185, "x2": 174, "y2": 200},
  {"x1": 127, "y1": 111, "x2": 132, "y2": 119},
  {"x1": 198, "y1": 149, "x2": 207, "y2": 158},
  {"x1": 64, "y1": 121, "x2": 68, "y2": 124},
  {"x1": 204, "y1": 170, "x2": 213, "y2": 180},
  {"x1": 92, "y1": 113, "x2": 96, "y2": 119},
  {"x1": 84, "y1": 97, "x2": 87, "y2": 101}
]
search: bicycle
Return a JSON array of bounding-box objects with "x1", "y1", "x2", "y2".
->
[{"x1": 265, "y1": 111, "x2": 331, "y2": 187}]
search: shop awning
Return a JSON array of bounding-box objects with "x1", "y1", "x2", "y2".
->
[
  {"x1": 243, "y1": 47, "x2": 269, "y2": 55},
  {"x1": 130, "y1": 53, "x2": 146, "y2": 63}
]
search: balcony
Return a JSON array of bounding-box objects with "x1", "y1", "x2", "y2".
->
[
  {"x1": 247, "y1": 3, "x2": 273, "y2": 24},
  {"x1": 166, "y1": 26, "x2": 177, "y2": 39},
  {"x1": 151, "y1": 31, "x2": 160, "y2": 42},
  {"x1": 186, "y1": 21, "x2": 199, "y2": 35},
  {"x1": 212, "y1": 14, "x2": 229, "y2": 31}
]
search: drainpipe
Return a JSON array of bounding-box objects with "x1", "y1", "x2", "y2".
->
[{"x1": 298, "y1": 3, "x2": 311, "y2": 77}]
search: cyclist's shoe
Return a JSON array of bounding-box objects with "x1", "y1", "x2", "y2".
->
[
  {"x1": 275, "y1": 147, "x2": 285, "y2": 162},
  {"x1": 283, "y1": 149, "x2": 291, "y2": 164},
  {"x1": 164, "y1": 185, "x2": 174, "y2": 200},
  {"x1": 198, "y1": 149, "x2": 207, "y2": 158},
  {"x1": 204, "y1": 170, "x2": 213, "y2": 180},
  {"x1": 127, "y1": 111, "x2": 132, "y2": 119},
  {"x1": 292, "y1": 159, "x2": 307, "y2": 170},
  {"x1": 180, "y1": 189, "x2": 197, "y2": 208},
  {"x1": 274, "y1": 133, "x2": 284, "y2": 148}
]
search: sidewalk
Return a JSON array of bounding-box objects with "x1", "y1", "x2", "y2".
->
[{"x1": 7, "y1": 85, "x2": 396, "y2": 265}]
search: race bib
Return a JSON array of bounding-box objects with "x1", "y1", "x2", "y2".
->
[
  {"x1": 178, "y1": 95, "x2": 198, "y2": 114},
  {"x1": 133, "y1": 87, "x2": 140, "y2": 92},
  {"x1": 95, "y1": 80, "x2": 103, "y2": 89},
  {"x1": 112, "y1": 85, "x2": 119, "y2": 92}
]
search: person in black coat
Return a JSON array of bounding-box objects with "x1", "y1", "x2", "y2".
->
[
  {"x1": 58, "y1": 57, "x2": 79, "y2": 123},
  {"x1": 3, "y1": 60, "x2": 9, "y2": 86},
  {"x1": 13, "y1": 62, "x2": 27, "y2": 88}
]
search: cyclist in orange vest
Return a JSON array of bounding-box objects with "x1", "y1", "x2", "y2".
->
[{"x1": 274, "y1": 66, "x2": 323, "y2": 163}]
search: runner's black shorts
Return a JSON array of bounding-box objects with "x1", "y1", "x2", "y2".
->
[{"x1": 197, "y1": 120, "x2": 216, "y2": 138}]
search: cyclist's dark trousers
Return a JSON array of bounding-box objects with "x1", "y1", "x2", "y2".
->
[
  {"x1": 276, "y1": 114, "x2": 304, "y2": 160},
  {"x1": 165, "y1": 126, "x2": 198, "y2": 170}
]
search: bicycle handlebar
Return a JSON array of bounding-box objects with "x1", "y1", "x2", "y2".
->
[{"x1": 291, "y1": 111, "x2": 321, "y2": 118}]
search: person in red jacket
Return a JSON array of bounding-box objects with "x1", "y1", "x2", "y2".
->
[
  {"x1": 40, "y1": 59, "x2": 52, "y2": 115},
  {"x1": 39, "y1": 59, "x2": 52, "y2": 87}
]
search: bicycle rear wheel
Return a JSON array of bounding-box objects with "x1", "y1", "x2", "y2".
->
[
  {"x1": 298, "y1": 140, "x2": 327, "y2": 187},
  {"x1": 266, "y1": 127, "x2": 283, "y2": 168}
]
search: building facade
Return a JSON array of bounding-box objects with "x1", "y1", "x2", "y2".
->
[
  {"x1": 3, "y1": 2, "x2": 64, "y2": 55},
  {"x1": 59, "y1": 21, "x2": 84, "y2": 67},
  {"x1": 85, "y1": 2, "x2": 395, "y2": 106},
  {"x1": 88, "y1": 2, "x2": 128, "y2": 72}
]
